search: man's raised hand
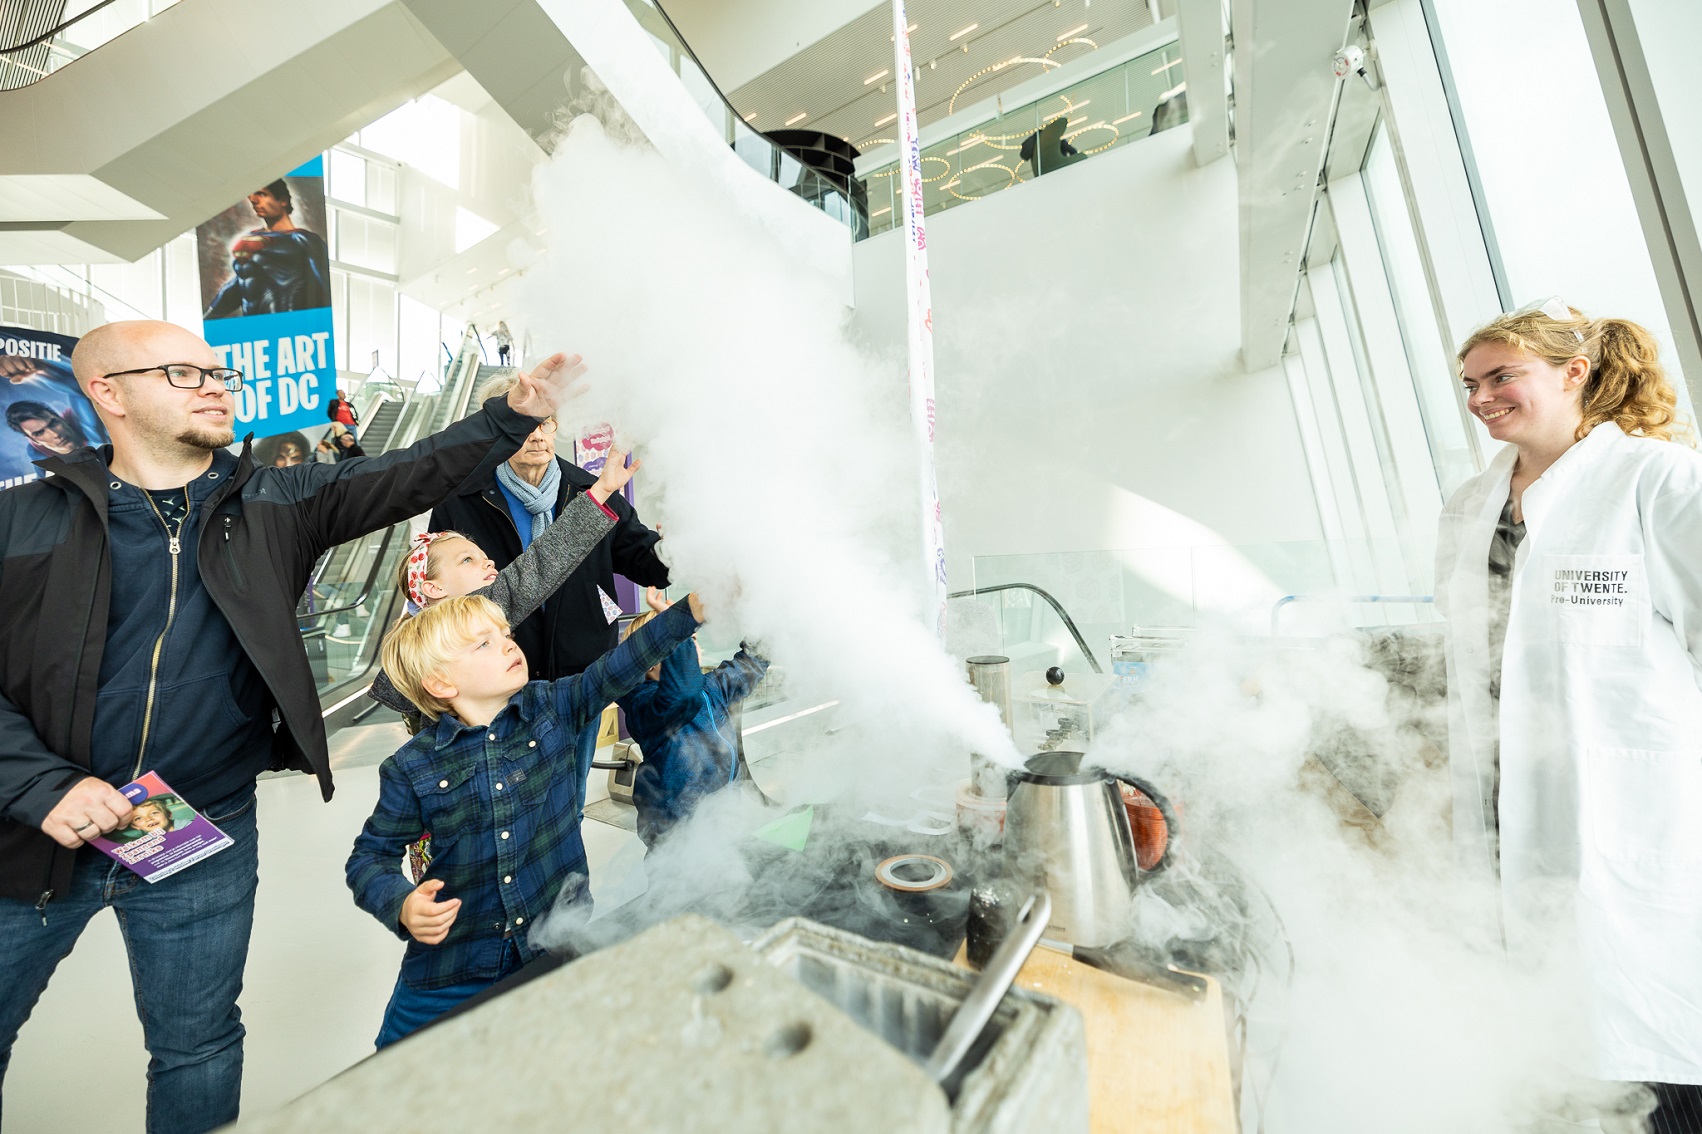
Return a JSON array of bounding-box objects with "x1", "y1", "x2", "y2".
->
[{"x1": 506, "y1": 352, "x2": 589, "y2": 420}]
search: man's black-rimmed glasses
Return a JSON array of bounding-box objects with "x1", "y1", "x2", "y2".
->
[{"x1": 102, "y1": 363, "x2": 244, "y2": 392}]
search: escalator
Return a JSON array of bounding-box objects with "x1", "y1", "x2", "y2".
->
[{"x1": 307, "y1": 329, "x2": 485, "y2": 736}]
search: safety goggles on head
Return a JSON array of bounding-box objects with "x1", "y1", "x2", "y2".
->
[
  {"x1": 1510, "y1": 296, "x2": 1585, "y2": 342},
  {"x1": 102, "y1": 363, "x2": 245, "y2": 391}
]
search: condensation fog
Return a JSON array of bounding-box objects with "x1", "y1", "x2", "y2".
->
[{"x1": 516, "y1": 116, "x2": 1648, "y2": 1132}]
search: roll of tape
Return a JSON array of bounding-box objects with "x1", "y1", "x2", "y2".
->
[{"x1": 875, "y1": 853, "x2": 954, "y2": 893}]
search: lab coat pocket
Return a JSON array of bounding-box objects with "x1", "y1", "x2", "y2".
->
[
  {"x1": 1543, "y1": 554, "x2": 1644, "y2": 648},
  {"x1": 1585, "y1": 747, "x2": 1702, "y2": 884}
]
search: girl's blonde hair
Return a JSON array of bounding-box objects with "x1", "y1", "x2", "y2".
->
[
  {"x1": 381, "y1": 595, "x2": 509, "y2": 721},
  {"x1": 1457, "y1": 304, "x2": 1685, "y2": 442}
]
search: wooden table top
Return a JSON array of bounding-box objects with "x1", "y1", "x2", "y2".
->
[{"x1": 955, "y1": 942, "x2": 1238, "y2": 1134}]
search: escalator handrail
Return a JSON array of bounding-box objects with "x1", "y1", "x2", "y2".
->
[
  {"x1": 300, "y1": 519, "x2": 400, "y2": 623},
  {"x1": 1, "y1": 0, "x2": 125, "y2": 55},
  {"x1": 948, "y1": 582, "x2": 1103, "y2": 672}
]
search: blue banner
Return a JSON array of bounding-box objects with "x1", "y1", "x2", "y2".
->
[
  {"x1": 197, "y1": 157, "x2": 336, "y2": 445},
  {"x1": 203, "y1": 309, "x2": 333, "y2": 437}
]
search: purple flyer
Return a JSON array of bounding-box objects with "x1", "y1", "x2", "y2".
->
[{"x1": 87, "y1": 772, "x2": 234, "y2": 883}]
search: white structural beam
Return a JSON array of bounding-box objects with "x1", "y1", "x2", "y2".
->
[
  {"x1": 1176, "y1": 0, "x2": 1230, "y2": 166},
  {"x1": 1232, "y1": 0, "x2": 1356, "y2": 369}
]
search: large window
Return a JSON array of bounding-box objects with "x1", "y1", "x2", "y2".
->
[
  {"x1": 1427, "y1": 0, "x2": 1693, "y2": 419},
  {"x1": 1277, "y1": 0, "x2": 1515, "y2": 597}
]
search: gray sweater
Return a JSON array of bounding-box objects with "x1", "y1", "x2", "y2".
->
[{"x1": 368, "y1": 491, "x2": 619, "y2": 719}]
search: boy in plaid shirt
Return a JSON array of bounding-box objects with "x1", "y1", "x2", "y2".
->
[{"x1": 347, "y1": 590, "x2": 705, "y2": 1047}]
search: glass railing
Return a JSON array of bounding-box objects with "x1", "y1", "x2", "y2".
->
[
  {"x1": 636, "y1": 0, "x2": 859, "y2": 236},
  {"x1": 0, "y1": 0, "x2": 181, "y2": 90},
  {"x1": 959, "y1": 538, "x2": 1440, "y2": 680},
  {"x1": 859, "y1": 42, "x2": 1189, "y2": 237}
]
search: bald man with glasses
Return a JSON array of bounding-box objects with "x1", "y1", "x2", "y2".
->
[{"x1": 0, "y1": 319, "x2": 584, "y2": 1133}]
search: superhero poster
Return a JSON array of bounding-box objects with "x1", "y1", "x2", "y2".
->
[
  {"x1": 196, "y1": 156, "x2": 337, "y2": 445},
  {"x1": 0, "y1": 325, "x2": 111, "y2": 491}
]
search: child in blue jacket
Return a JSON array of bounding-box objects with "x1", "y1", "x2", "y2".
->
[{"x1": 619, "y1": 588, "x2": 769, "y2": 846}]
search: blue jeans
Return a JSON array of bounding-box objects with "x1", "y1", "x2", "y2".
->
[
  {"x1": 374, "y1": 940, "x2": 522, "y2": 1049},
  {"x1": 0, "y1": 787, "x2": 259, "y2": 1134}
]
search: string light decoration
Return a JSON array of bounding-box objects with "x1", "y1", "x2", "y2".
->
[
  {"x1": 946, "y1": 158, "x2": 1019, "y2": 201},
  {"x1": 919, "y1": 155, "x2": 954, "y2": 183},
  {"x1": 947, "y1": 56, "x2": 1061, "y2": 115},
  {"x1": 1046, "y1": 36, "x2": 1098, "y2": 58},
  {"x1": 1062, "y1": 121, "x2": 1120, "y2": 154}
]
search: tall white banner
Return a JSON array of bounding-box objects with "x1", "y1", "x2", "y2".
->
[{"x1": 892, "y1": 0, "x2": 948, "y2": 640}]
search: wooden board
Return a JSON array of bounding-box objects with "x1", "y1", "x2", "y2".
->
[{"x1": 955, "y1": 943, "x2": 1237, "y2": 1134}]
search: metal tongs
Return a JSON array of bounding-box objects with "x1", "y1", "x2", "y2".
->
[{"x1": 922, "y1": 891, "x2": 1051, "y2": 1085}]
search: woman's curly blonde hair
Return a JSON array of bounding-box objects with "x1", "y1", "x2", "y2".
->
[{"x1": 1457, "y1": 303, "x2": 1687, "y2": 443}]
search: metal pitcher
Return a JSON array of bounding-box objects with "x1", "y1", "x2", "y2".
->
[{"x1": 1002, "y1": 751, "x2": 1140, "y2": 947}]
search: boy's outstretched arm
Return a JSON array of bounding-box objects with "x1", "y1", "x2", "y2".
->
[
  {"x1": 346, "y1": 759, "x2": 428, "y2": 941},
  {"x1": 552, "y1": 598, "x2": 704, "y2": 731},
  {"x1": 707, "y1": 644, "x2": 771, "y2": 704},
  {"x1": 621, "y1": 636, "x2": 706, "y2": 734}
]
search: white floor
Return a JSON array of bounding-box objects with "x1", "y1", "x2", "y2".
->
[{"x1": 6, "y1": 727, "x2": 646, "y2": 1134}]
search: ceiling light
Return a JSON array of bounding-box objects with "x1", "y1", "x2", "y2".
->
[
  {"x1": 888, "y1": 21, "x2": 917, "y2": 42},
  {"x1": 864, "y1": 69, "x2": 889, "y2": 85},
  {"x1": 743, "y1": 111, "x2": 758, "y2": 122},
  {"x1": 929, "y1": 59, "x2": 936, "y2": 69},
  {"x1": 1152, "y1": 58, "x2": 1182, "y2": 75},
  {"x1": 785, "y1": 112, "x2": 807, "y2": 126},
  {"x1": 871, "y1": 206, "x2": 891, "y2": 217},
  {"x1": 1112, "y1": 111, "x2": 1142, "y2": 124},
  {"x1": 949, "y1": 23, "x2": 977, "y2": 40},
  {"x1": 875, "y1": 112, "x2": 897, "y2": 127},
  {"x1": 1059, "y1": 23, "x2": 1089, "y2": 38}
]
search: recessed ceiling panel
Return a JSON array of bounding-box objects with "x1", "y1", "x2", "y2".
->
[{"x1": 726, "y1": 0, "x2": 1165, "y2": 151}]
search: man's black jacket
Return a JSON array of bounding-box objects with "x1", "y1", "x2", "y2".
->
[
  {"x1": 0, "y1": 397, "x2": 536, "y2": 906},
  {"x1": 428, "y1": 458, "x2": 669, "y2": 681}
]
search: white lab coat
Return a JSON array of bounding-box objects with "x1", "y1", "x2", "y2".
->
[{"x1": 1437, "y1": 422, "x2": 1702, "y2": 1083}]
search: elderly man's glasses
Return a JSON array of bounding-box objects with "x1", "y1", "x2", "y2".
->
[
  {"x1": 102, "y1": 363, "x2": 245, "y2": 392},
  {"x1": 535, "y1": 419, "x2": 559, "y2": 435}
]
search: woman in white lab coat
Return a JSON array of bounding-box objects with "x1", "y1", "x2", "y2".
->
[{"x1": 1437, "y1": 300, "x2": 1702, "y2": 1129}]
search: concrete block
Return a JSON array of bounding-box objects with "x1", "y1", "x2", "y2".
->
[
  {"x1": 225, "y1": 914, "x2": 952, "y2": 1134},
  {"x1": 755, "y1": 918, "x2": 1090, "y2": 1134}
]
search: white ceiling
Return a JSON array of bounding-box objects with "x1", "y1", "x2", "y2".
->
[
  {"x1": 660, "y1": 0, "x2": 879, "y2": 93},
  {"x1": 678, "y1": 0, "x2": 1173, "y2": 151}
]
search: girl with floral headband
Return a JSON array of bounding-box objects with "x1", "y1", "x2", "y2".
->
[{"x1": 367, "y1": 445, "x2": 641, "y2": 732}]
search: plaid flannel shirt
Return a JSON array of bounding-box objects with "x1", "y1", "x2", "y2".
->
[{"x1": 346, "y1": 601, "x2": 701, "y2": 990}]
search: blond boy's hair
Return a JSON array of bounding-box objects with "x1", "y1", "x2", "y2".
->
[
  {"x1": 623, "y1": 608, "x2": 660, "y2": 641},
  {"x1": 382, "y1": 595, "x2": 509, "y2": 721}
]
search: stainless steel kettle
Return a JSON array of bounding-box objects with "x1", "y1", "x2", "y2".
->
[{"x1": 1002, "y1": 751, "x2": 1140, "y2": 947}]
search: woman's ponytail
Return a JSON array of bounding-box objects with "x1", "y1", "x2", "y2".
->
[
  {"x1": 1581, "y1": 317, "x2": 1682, "y2": 442},
  {"x1": 1459, "y1": 304, "x2": 1690, "y2": 444}
]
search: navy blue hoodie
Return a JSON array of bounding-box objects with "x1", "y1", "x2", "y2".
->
[{"x1": 91, "y1": 449, "x2": 272, "y2": 805}]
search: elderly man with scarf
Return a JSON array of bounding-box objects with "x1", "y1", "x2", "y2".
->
[{"x1": 427, "y1": 372, "x2": 669, "y2": 815}]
